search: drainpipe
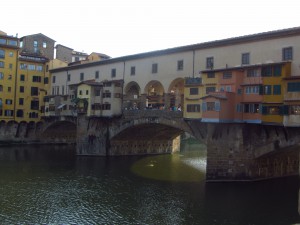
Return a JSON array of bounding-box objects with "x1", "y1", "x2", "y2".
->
[
  {"x1": 13, "y1": 49, "x2": 19, "y2": 121},
  {"x1": 192, "y1": 50, "x2": 195, "y2": 78},
  {"x1": 121, "y1": 61, "x2": 125, "y2": 114}
]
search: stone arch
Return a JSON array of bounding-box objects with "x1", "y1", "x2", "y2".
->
[
  {"x1": 167, "y1": 78, "x2": 185, "y2": 109},
  {"x1": 125, "y1": 81, "x2": 141, "y2": 96},
  {"x1": 144, "y1": 80, "x2": 165, "y2": 109},
  {"x1": 109, "y1": 119, "x2": 186, "y2": 155},
  {"x1": 41, "y1": 120, "x2": 77, "y2": 143},
  {"x1": 124, "y1": 81, "x2": 142, "y2": 110}
]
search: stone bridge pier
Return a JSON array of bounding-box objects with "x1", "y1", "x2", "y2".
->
[{"x1": 186, "y1": 122, "x2": 300, "y2": 181}]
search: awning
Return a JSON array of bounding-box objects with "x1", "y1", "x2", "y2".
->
[{"x1": 57, "y1": 104, "x2": 66, "y2": 109}]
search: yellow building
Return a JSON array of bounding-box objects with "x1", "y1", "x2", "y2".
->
[
  {"x1": 261, "y1": 62, "x2": 291, "y2": 124},
  {"x1": 183, "y1": 77, "x2": 202, "y2": 119},
  {"x1": 15, "y1": 54, "x2": 49, "y2": 122},
  {"x1": 0, "y1": 32, "x2": 19, "y2": 122}
]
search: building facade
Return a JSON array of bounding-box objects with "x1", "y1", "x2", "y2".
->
[
  {"x1": 48, "y1": 27, "x2": 300, "y2": 127},
  {"x1": 20, "y1": 33, "x2": 55, "y2": 60},
  {"x1": 0, "y1": 32, "x2": 19, "y2": 122}
]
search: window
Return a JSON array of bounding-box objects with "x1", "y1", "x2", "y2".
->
[
  {"x1": 243, "y1": 103, "x2": 260, "y2": 113},
  {"x1": 36, "y1": 65, "x2": 43, "y2": 71},
  {"x1": 206, "y1": 86, "x2": 216, "y2": 94},
  {"x1": 0, "y1": 39, "x2": 6, "y2": 44},
  {"x1": 0, "y1": 85, "x2": 2, "y2": 92},
  {"x1": 102, "y1": 103, "x2": 111, "y2": 110},
  {"x1": 177, "y1": 60, "x2": 183, "y2": 70},
  {"x1": 44, "y1": 77, "x2": 49, "y2": 84},
  {"x1": 32, "y1": 76, "x2": 41, "y2": 82},
  {"x1": 130, "y1": 66, "x2": 135, "y2": 75},
  {"x1": 20, "y1": 63, "x2": 27, "y2": 69},
  {"x1": 9, "y1": 64, "x2": 12, "y2": 69},
  {"x1": 95, "y1": 90, "x2": 101, "y2": 96},
  {"x1": 95, "y1": 71, "x2": 99, "y2": 79},
  {"x1": 262, "y1": 106, "x2": 280, "y2": 115},
  {"x1": 261, "y1": 66, "x2": 272, "y2": 77},
  {"x1": 28, "y1": 64, "x2": 35, "y2": 70},
  {"x1": 226, "y1": 86, "x2": 232, "y2": 92},
  {"x1": 52, "y1": 76, "x2": 56, "y2": 83},
  {"x1": 43, "y1": 42, "x2": 47, "y2": 48},
  {"x1": 20, "y1": 74, "x2": 25, "y2": 81},
  {"x1": 9, "y1": 52, "x2": 13, "y2": 57},
  {"x1": 189, "y1": 87, "x2": 199, "y2": 95},
  {"x1": 8, "y1": 40, "x2": 17, "y2": 46},
  {"x1": 8, "y1": 87, "x2": 11, "y2": 92},
  {"x1": 0, "y1": 72, "x2": 3, "y2": 79},
  {"x1": 6, "y1": 99, "x2": 12, "y2": 105},
  {"x1": 152, "y1": 63, "x2": 158, "y2": 73},
  {"x1": 245, "y1": 86, "x2": 259, "y2": 94},
  {"x1": 0, "y1": 61, "x2": 4, "y2": 68},
  {"x1": 264, "y1": 85, "x2": 272, "y2": 95},
  {"x1": 114, "y1": 93, "x2": 121, "y2": 98},
  {"x1": 86, "y1": 90, "x2": 89, "y2": 95},
  {"x1": 241, "y1": 53, "x2": 250, "y2": 65},
  {"x1": 206, "y1": 57, "x2": 214, "y2": 69},
  {"x1": 223, "y1": 71, "x2": 232, "y2": 79},
  {"x1": 31, "y1": 87, "x2": 38, "y2": 96},
  {"x1": 236, "y1": 104, "x2": 242, "y2": 113},
  {"x1": 273, "y1": 85, "x2": 281, "y2": 95},
  {"x1": 102, "y1": 92, "x2": 111, "y2": 98},
  {"x1": 19, "y1": 86, "x2": 24, "y2": 93},
  {"x1": 79, "y1": 90, "x2": 82, "y2": 95},
  {"x1": 207, "y1": 102, "x2": 215, "y2": 111},
  {"x1": 4, "y1": 110, "x2": 13, "y2": 117},
  {"x1": 31, "y1": 100, "x2": 39, "y2": 110},
  {"x1": 16, "y1": 110, "x2": 24, "y2": 118},
  {"x1": 247, "y1": 69, "x2": 259, "y2": 77},
  {"x1": 207, "y1": 72, "x2": 215, "y2": 78},
  {"x1": 187, "y1": 104, "x2": 200, "y2": 112},
  {"x1": 19, "y1": 98, "x2": 24, "y2": 105},
  {"x1": 111, "y1": 69, "x2": 116, "y2": 78},
  {"x1": 282, "y1": 47, "x2": 293, "y2": 61},
  {"x1": 287, "y1": 82, "x2": 300, "y2": 92},
  {"x1": 0, "y1": 49, "x2": 5, "y2": 58},
  {"x1": 33, "y1": 40, "x2": 38, "y2": 47},
  {"x1": 67, "y1": 74, "x2": 71, "y2": 81},
  {"x1": 273, "y1": 65, "x2": 281, "y2": 76},
  {"x1": 290, "y1": 105, "x2": 300, "y2": 115}
]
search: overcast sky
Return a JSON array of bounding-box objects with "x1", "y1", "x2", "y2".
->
[{"x1": 2, "y1": 0, "x2": 299, "y2": 58}]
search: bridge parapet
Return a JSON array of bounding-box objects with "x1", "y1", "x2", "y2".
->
[{"x1": 123, "y1": 109, "x2": 183, "y2": 119}]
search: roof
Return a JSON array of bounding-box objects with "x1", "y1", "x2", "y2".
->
[
  {"x1": 90, "y1": 52, "x2": 111, "y2": 59},
  {"x1": 50, "y1": 26, "x2": 300, "y2": 73},
  {"x1": 201, "y1": 93, "x2": 228, "y2": 100},
  {"x1": 55, "y1": 44, "x2": 73, "y2": 50},
  {"x1": 20, "y1": 33, "x2": 56, "y2": 42}
]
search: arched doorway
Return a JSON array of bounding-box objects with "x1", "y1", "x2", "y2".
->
[
  {"x1": 168, "y1": 78, "x2": 184, "y2": 110},
  {"x1": 124, "y1": 81, "x2": 141, "y2": 110},
  {"x1": 144, "y1": 80, "x2": 165, "y2": 109}
]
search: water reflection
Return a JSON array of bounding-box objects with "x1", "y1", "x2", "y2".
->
[{"x1": 0, "y1": 143, "x2": 299, "y2": 225}]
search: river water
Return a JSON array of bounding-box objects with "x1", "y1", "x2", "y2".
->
[{"x1": 0, "y1": 141, "x2": 299, "y2": 225}]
